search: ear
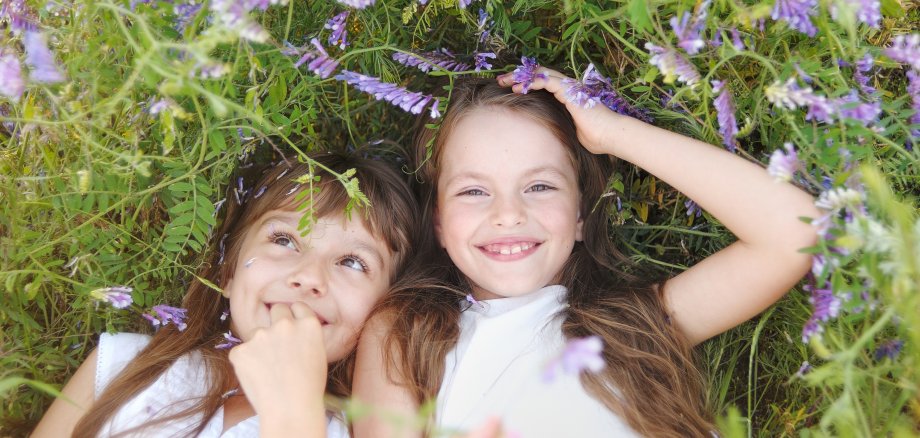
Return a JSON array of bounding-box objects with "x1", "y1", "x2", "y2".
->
[
  {"x1": 433, "y1": 207, "x2": 445, "y2": 247},
  {"x1": 575, "y1": 211, "x2": 584, "y2": 242}
]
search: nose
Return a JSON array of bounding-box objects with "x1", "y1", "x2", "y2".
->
[
  {"x1": 287, "y1": 259, "x2": 327, "y2": 298},
  {"x1": 490, "y1": 193, "x2": 526, "y2": 227}
]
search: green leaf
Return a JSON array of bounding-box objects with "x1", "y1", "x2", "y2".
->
[{"x1": 627, "y1": 0, "x2": 652, "y2": 34}]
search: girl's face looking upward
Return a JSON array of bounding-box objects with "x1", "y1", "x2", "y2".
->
[
  {"x1": 436, "y1": 107, "x2": 583, "y2": 300},
  {"x1": 224, "y1": 209, "x2": 392, "y2": 362}
]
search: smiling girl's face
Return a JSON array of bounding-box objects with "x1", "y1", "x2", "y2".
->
[
  {"x1": 223, "y1": 209, "x2": 393, "y2": 363},
  {"x1": 435, "y1": 107, "x2": 583, "y2": 300}
]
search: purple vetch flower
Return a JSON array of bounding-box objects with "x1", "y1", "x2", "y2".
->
[
  {"x1": 325, "y1": 10, "x2": 350, "y2": 50},
  {"x1": 465, "y1": 294, "x2": 484, "y2": 309},
  {"x1": 874, "y1": 339, "x2": 904, "y2": 361},
  {"x1": 854, "y1": 54, "x2": 876, "y2": 95},
  {"x1": 906, "y1": 70, "x2": 920, "y2": 141},
  {"x1": 729, "y1": 27, "x2": 745, "y2": 50},
  {"x1": 815, "y1": 187, "x2": 864, "y2": 212},
  {"x1": 292, "y1": 38, "x2": 340, "y2": 79},
  {"x1": 23, "y1": 31, "x2": 65, "y2": 83},
  {"x1": 802, "y1": 316, "x2": 822, "y2": 342},
  {"x1": 645, "y1": 43, "x2": 700, "y2": 86},
  {"x1": 216, "y1": 331, "x2": 242, "y2": 349},
  {"x1": 220, "y1": 309, "x2": 230, "y2": 321},
  {"x1": 476, "y1": 8, "x2": 493, "y2": 44},
  {"x1": 337, "y1": 0, "x2": 375, "y2": 9},
  {"x1": 711, "y1": 80, "x2": 738, "y2": 152},
  {"x1": 0, "y1": 52, "x2": 25, "y2": 102},
  {"x1": 767, "y1": 143, "x2": 801, "y2": 182},
  {"x1": 831, "y1": 0, "x2": 881, "y2": 28},
  {"x1": 511, "y1": 56, "x2": 545, "y2": 94},
  {"x1": 143, "y1": 304, "x2": 189, "y2": 331},
  {"x1": 794, "y1": 361, "x2": 812, "y2": 377},
  {"x1": 0, "y1": 0, "x2": 36, "y2": 33},
  {"x1": 884, "y1": 34, "x2": 920, "y2": 71},
  {"x1": 473, "y1": 52, "x2": 496, "y2": 72},
  {"x1": 173, "y1": 3, "x2": 203, "y2": 34},
  {"x1": 392, "y1": 49, "x2": 471, "y2": 73},
  {"x1": 765, "y1": 79, "x2": 880, "y2": 124},
  {"x1": 335, "y1": 70, "x2": 441, "y2": 117},
  {"x1": 457, "y1": 0, "x2": 472, "y2": 8},
  {"x1": 90, "y1": 286, "x2": 134, "y2": 309},
  {"x1": 561, "y1": 64, "x2": 653, "y2": 122},
  {"x1": 669, "y1": 0, "x2": 710, "y2": 55},
  {"x1": 807, "y1": 283, "x2": 841, "y2": 322},
  {"x1": 710, "y1": 29, "x2": 722, "y2": 47},
  {"x1": 684, "y1": 199, "x2": 702, "y2": 217},
  {"x1": 193, "y1": 61, "x2": 229, "y2": 79},
  {"x1": 543, "y1": 336, "x2": 606, "y2": 382},
  {"x1": 771, "y1": 0, "x2": 818, "y2": 37}
]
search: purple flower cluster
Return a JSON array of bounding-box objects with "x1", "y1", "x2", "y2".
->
[
  {"x1": 874, "y1": 339, "x2": 904, "y2": 361},
  {"x1": 711, "y1": 80, "x2": 738, "y2": 152},
  {"x1": 543, "y1": 336, "x2": 606, "y2": 382},
  {"x1": 210, "y1": 0, "x2": 290, "y2": 43},
  {"x1": 337, "y1": 0, "x2": 375, "y2": 9},
  {"x1": 510, "y1": 56, "x2": 546, "y2": 94},
  {"x1": 0, "y1": 0, "x2": 36, "y2": 32},
  {"x1": 684, "y1": 199, "x2": 702, "y2": 217},
  {"x1": 765, "y1": 78, "x2": 880, "y2": 124},
  {"x1": 24, "y1": 31, "x2": 65, "y2": 83},
  {"x1": 292, "y1": 38, "x2": 340, "y2": 79},
  {"x1": 562, "y1": 64, "x2": 652, "y2": 123},
  {"x1": 392, "y1": 49, "x2": 471, "y2": 73},
  {"x1": 767, "y1": 142, "x2": 802, "y2": 182},
  {"x1": 473, "y1": 52, "x2": 496, "y2": 72},
  {"x1": 645, "y1": 43, "x2": 700, "y2": 86},
  {"x1": 325, "y1": 11, "x2": 350, "y2": 50},
  {"x1": 771, "y1": 0, "x2": 818, "y2": 37},
  {"x1": 802, "y1": 283, "x2": 841, "y2": 343},
  {"x1": 90, "y1": 286, "x2": 134, "y2": 309},
  {"x1": 216, "y1": 331, "x2": 242, "y2": 349},
  {"x1": 477, "y1": 9, "x2": 493, "y2": 45},
  {"x1": 853, "y1": 54, "x2": 876, "y2": 95},
  {"x1": 0, "y1": 52, "x2": 24, "y2": 102},
  {"x1": 335, "y1": 70, "x2": 441, "y2": 118},
  {"x1": 884, "y1": 34, "x2": 920, "y2": 72},
  {"x1": 173, "y1": 3, "x2": 203, "y2": 34},
  {"x1": 143, "y1": 305, "x2": 189, "y2": 331},
  {"x1": 908, "y1": 70, "x2": 920, "y2": 145},
  {"x1": 670, "y1": 0, "x2": 710, "y2": 55},
  {"x1": 831, "y1": 0, "x2": 881, "y2": 28}
]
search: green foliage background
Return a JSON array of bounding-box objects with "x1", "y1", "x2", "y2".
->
[{"x1": 1, "y1": 0, "x2": 918, "y2": 436}]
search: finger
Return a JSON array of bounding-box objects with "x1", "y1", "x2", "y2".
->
[
  {"x1": 289, "y1": 302, "x2": 317, "y2": 320},
  {"x1": 269, "y1": 302, "x2": 294, "y2": 323}
]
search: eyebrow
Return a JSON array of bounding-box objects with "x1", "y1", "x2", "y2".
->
[{"x1": 445, "y1": 166, "x2": 572, "y2": 185}]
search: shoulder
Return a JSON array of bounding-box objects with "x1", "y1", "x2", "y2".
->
[{"x1": 95, "y1": 332, "x2": 152, "y2": 397}]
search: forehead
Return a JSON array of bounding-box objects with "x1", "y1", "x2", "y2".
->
[
  {"x1": 255, "y1": 209, "x2": 386, "y2": 248},
  {"x1": 440, "y1": 108, "x2": 576, "y2": 181}
]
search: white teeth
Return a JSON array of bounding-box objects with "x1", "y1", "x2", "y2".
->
[{"x1": 486, "y1": 242, "x2": 534, "y2": 254}]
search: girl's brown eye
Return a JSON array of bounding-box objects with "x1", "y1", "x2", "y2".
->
[
  {"x1": 271, "y1": 232, "x2": 297, "y2": 250},
  {"x1": 340, "y1": 255, "x2": 369, "y2": 273}
]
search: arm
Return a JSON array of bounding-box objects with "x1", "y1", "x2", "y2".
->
[
  {"x1": 31, "y1": 349, "x2": 98, "y2": 437},
  {"x1": 229, "y1": 303, "x2": 327, "y2": 437},
  {"x1": 351, "y1": 312, "x2": 423, "y2": 438},
  {"x1": 501, "y1": 69, "x2": 820, "y2": 345}
]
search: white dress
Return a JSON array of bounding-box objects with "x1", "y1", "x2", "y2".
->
[
  {"x1": 95, "y1": 332, "x2": 349, "y2": 437},
  {"x1": 435, "y1": 285, "x2": 640, "y2": 438}
]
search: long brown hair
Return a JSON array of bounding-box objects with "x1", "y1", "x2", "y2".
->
[
  {"x1": 379, "y1": 79, "x2": 713, "y2": 436},
  {"x1": 73, "y1": 151, "x2": 419, "y2": 437}
]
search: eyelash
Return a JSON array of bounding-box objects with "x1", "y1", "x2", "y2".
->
[
  {"x1": 269, "y1": 230, "x2": 370, "y2": 274},
  {"x1": 528, "y1": 183, "x2": 555, "y2": 192},
  {"x1": 458, "y1": 188, "x2": 485, "y2": 196},
  {"x1": 458, "y1": 184, "x2": 556, "y2": 196}
]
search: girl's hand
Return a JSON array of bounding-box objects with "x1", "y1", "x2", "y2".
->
[
  {"x1": 497, "y1": 67, "x2": 625, "y2": 156},
  {"x1": 228, "y1": 302, "x2": 327, "y2": 435}
]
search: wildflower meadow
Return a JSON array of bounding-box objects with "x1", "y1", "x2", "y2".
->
[{"x1": 1, "y1": 0, "x2": 918, "y2": 436}]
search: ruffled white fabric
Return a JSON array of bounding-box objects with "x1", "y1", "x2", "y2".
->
[
  {"x1": 95, "y1": 332, "x2": 348, "y2": 437},
  {"x1": 436, "y1": 285, "x2": 640, "y2": 438}
]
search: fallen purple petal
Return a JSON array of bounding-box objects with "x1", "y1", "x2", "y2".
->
[
  {"x1": 543, "y1": 335, "x2": 606, "y2": 382},
  {"x1": 216, "y1": 331, "x2": 242, "y2": 349}
]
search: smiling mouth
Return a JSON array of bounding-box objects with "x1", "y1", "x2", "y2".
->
[
  {"x1": 265, "y1": 303, "x2": 330, "y2": 325},
  {"x1": 479, "y1": 241, "x2": 540, "y2": 255}
]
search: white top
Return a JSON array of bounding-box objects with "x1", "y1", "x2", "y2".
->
[
  {"x1": 435, "y1": 285, "x2": 640, "y2": 438},
  {"x1": 95, "y1": 332, "x2": 349, "y2": 438}
]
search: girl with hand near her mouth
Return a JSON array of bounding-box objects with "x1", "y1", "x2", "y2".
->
[
  {"x1": 351, "y1": 70, "x2": 821, "y2": 437},
  {"x1": 32, "y1": 151, "x2": 419, "y2": 438}
]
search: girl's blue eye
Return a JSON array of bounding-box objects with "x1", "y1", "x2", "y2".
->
[
  {"x1": 271, "y1": 232, "x2": 297, "y2": 250},
  {"x1": 340, "y1": 255, "x2": 369, "y2": 273}
]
